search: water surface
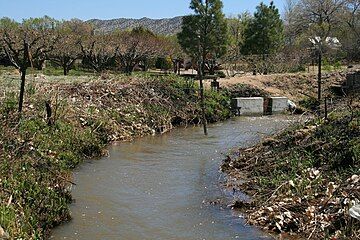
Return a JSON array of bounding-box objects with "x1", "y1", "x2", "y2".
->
[{"x1": 51, "y1": 116, "x2": 297, "y2": 240}]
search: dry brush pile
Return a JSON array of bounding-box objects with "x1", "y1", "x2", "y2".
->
[{"x1": 222, "y1": 96, "x2": 360, "y2": 239}]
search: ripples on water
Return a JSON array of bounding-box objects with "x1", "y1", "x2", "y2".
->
[{"x1": 51, "y1": 116, "x2": 297, "y2": 240}]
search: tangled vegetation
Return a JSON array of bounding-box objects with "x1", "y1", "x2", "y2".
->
[{"x1": 222, "y1": 95, "x2": 360, "y2": 239}]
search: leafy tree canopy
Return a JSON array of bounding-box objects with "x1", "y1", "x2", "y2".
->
[{"x1": 242, "y1": 1, "x2": 285, "y2": 56}]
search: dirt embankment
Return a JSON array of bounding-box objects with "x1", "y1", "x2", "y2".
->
[
  {"x1": 222, "y1": 96, "x2": 360, "y2": 239},
  {"x1": 216, "y1": 71, "x2": 347, "y2": 102}
]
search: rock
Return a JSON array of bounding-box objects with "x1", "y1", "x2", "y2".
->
[
  {"x1": 349, "y1": 203, "x2": 360, "y2": 221},
  {"x1": 0, "y1": 226, "x2": 9, "y2": 239},
  {"x1": 287, "y1": 100, "x2": 297, "y2": 112},
  {"x1": 262, "y1": 137, "x2": 280, "y2": 146}
]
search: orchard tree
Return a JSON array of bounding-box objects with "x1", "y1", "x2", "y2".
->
[
  {"x1": 0, "y1": 17, "x2": 57, "y2": 113},
  {"x1": 80, "y1": 32, "x2": 117, "y2": 73},
  {"x1": 50, "y1": 20, "x2": 89, "y2": 75},
  {"x1": 116, "y1": 27, "x2": 163, "y2": 75},
  {"x1": 25, "y1": 16, "x2": 58, "y2": 70},
  {"x1": 224, "y1": 13, "x2": 251, "y2": 70},
  {"x1": 340, "y1": 0, "x2": 360, "y2": 61},
  {"x1": 291, "y1": 0, "x2": 346, "y2": 100},
  {"x1": 177, "y1": 0, "x2": 228, "y2": 135},
  {"x1": 162, "y1": 35, "x2": 186, "y2": 74},
  {"x1": 242, "y1": 1, "x2": 284, "y2": 57}
]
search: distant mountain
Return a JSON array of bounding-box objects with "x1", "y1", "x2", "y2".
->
[{"x1": 87, "y1": 16, "x2": 183, "y2": 35}]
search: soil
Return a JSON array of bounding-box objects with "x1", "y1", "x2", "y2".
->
[{"x1": 212, "y1": 71, "x2": 349, "y2": 102}]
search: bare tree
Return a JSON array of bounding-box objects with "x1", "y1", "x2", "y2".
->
[
  {"x1": 116, "y1": 27, "x2": 163, "y2": 75},
  {"x1": 80, "y1": 32, "x2": 117, "y2": 73},
  {"x1": 294, "y1": 0, "x2": 346, "y2": 37},
  {"x1": 50, "y1": 20, "x2": 89, "y2": 75},
  {"x1": 340, "y1": 0, "x2": 360, "y2": 60},
  {"x1": 0, "y1": 17, "x2": 56, "y2": 113},
  {"x1": 291, "y1": 0, "x2": 347, "y2": 100}
]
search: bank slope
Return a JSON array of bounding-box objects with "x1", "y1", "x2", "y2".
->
[
  {"x1": 0, "y1": 73, "x2": 231, "y2": 239},
  {"x1": 222, "y1": 97, "x2": 360, "y2": 239}
]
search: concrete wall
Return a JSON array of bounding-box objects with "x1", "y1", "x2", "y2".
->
[
  {"x1": 346, "y1": 72, "x2": 360, "y2": 90},
  {"x1": 232, "y1": 97, "x2": 264, "y2": 115},
  {"x1": 271, "y1": 97, "x2": 288, "y2": 113}
]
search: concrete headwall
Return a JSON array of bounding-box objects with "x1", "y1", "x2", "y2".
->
[
  {"x1": 346, "y1": 72, "x2": 360, "y2": 90},
  {"x1": 232, "y1": 97, "x2": 264, "y2": 115},
  {"x1": 232, "y1": 96, "x2": 290, "y2": 116},
  {"x1": 271, "y1": 97, "x2": 288, "y2": 113}
]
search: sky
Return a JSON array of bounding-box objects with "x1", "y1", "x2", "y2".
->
[{"x1": 0, "y1": 0, "x2": 287, "y2": 21}]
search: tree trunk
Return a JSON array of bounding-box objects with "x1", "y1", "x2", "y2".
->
[
  {"x1": 263, "y1": 54, "x2": 268, "y2": 75},
  {"x1": 18, "y1": 69, "x2": 26, "y2": 113},
  {"x1": 35, "y1": 59, "x2": 46, "y2": 70},
  {"x1": 199, "y1": 58, "x2": 208, "y2": 136},
  {"x1": 318, "y1": 50, "x2": 322, "y2": 101},
  {"x1": 125, "y1": 64, "x2": 134, "y2": 75},
  {"x1": 173, "y1": 60, "x2": 178, "y2": 74},
  {"x1": 45, "y1": 100, "x2": 53, "y2": 126},
  {"x1": 63, "y1": 64, "x2": 68, "y2": 76}
]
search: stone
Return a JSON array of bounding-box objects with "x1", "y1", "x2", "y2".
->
[
  {"x1": 0, "y1": 226, "x2": 9, "y2": 239},
  {"x1": 350, "y1": 203, "x2": 360, "y2": 221}
]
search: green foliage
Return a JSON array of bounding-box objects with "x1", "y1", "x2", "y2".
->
[
  {"x1": 1, "y1": 92, "x2": 17, "y2": 115},
  {"x1": 155, "y1": 57, "x2": 172, "y2": 70},
  {"x1": 225, "y1": 13, "x2": 251, "y2": 62},
  {"x1": 204, "y1": 90, "x2": 232, "y2": 122},
  {"x1": 242, "y1": 1, "x2": 284, "y2": 55},
  {"x1": 0, "y1": 112, "x2": 107, "y2": 238},
  {"x1": 299, "y1": 97, "x2": 320, "y2": 111},
  {"x1": 177, "y1": 0, "x2": 228, "y2": 63}
]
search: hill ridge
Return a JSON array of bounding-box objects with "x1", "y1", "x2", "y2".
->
[{"x1": 86, "y1": 16, "x2": 183, "y2": 35}]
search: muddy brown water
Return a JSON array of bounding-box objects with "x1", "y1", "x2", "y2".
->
[{"x1": 51, "y1": 116, "x2": 298, "y2": 240}]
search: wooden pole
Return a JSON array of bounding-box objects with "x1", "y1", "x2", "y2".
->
[
  {"x1": 324, "y1": 97, "x2": 328, "y2": 121},
  {"x1": 199, "y1": 59, "x2": 208, "y2": 136},
  {"x1": 318, "y1": 49, "x2": 322, "y2": 101}
]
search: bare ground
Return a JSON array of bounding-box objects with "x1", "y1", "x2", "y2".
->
[{"x1": 212, "y1": 71, "x2": 349, "y2": 102}]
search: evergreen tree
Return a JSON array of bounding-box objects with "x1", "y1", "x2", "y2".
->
[
  {"x1": 177, "y1": 0, "x2": 227, "y2": 135},
  {"x1": 242, "y1": 1, "x2": 284, "y2": 56},
  {"x1": 177, "y1": 0, "x2": 228, "y2": 74}
]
